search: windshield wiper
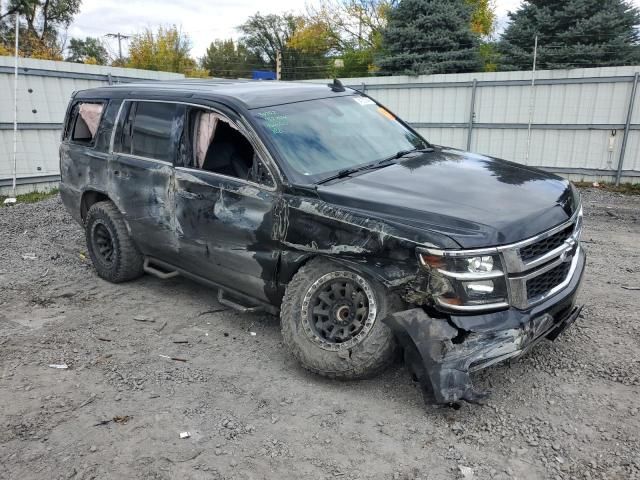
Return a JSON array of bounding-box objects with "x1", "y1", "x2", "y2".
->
[
  {"x1": 388, "y1": 146, "x2": 434, "y2": 161},
  {"x1": 316, "y1": 158, "x2": 398, "y2": 185},
  {"x1": 315, "y1": 146, "x2": 434, "y2": 186},
  {"x1": 315, "y1": 167, "x2": 361, "y2": 185}
]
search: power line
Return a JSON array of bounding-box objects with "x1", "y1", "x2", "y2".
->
[{"x1": 105, "y1": 32, "x2": 130, "y2": 61}]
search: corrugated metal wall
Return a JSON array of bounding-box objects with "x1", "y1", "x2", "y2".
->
[
  {"x1": 0, "y1": 56, "x2": 184, "y2": 192},
  {"x1": 310, "y1": 66, "x2": 640, "y2": 184},
  {"x1": 2, "y1": 61, "x2": 639, "y2": 191}
]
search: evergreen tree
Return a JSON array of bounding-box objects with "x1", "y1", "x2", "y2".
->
[
  {"x1": 201, "y1": 39, "x2": 265, "y2": 79},
  {"x1": 377, "y1": 0, "x2": 482, "y2": 75},
  {"x1": 499, "y1": 0, "x2": 640, "y2": 71}
]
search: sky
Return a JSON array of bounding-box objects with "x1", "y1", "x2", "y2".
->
[{"x1": 65, "y1": 0, "x2": 635, "y2": 60}]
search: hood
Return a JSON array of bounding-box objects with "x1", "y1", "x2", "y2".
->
[{"x1": 316, "y1": 147, "x2": 579, "y2": 249}]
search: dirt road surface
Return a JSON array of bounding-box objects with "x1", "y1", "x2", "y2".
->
[{"x1": 1, "y1": 188, "x2": 639, "y2": 480}]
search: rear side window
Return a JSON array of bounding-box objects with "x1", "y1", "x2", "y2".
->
[
  {"x1": 116, "y1": 101, "x2": 179, "y2": 162},
  {"x1": 65, "y1": 101, "x2": 104, "y2": 145}
]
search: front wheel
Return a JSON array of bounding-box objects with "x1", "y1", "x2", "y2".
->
[{"x1": 280, "y1": 258, "x2": 397, "y2": 380}]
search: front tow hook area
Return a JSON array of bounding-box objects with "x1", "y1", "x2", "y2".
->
[{"x1": 383, "y1": 305, "x2": 582, "y2": 406}]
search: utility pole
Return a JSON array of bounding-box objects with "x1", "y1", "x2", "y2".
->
[
  {"x1": 276, "y1": 50, "x2": 282, "y2": 81},
  {"x1": 106, "y1": 32, "x2": 130, "y2": 62},
  {"x1": 358, "y1": 7, "x2": 363, "y2": 48},
  {"x1": 5, "y1": 11, "x2": 20, "y2": 204},
  {"x1": 525, "y1": 35, "x2": 538, "y2": 166}
]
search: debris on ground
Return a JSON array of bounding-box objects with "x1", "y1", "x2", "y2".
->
[
  {"x1": 94, "y1": 416, "x2": 132, "y2": 427},
  {"x1": 458, "y1": 465, "x2": 474, "y2": 479},
  {"x1": 158, "y1": 354, "x2": 187, "y2": 362},
  {"x1": 179, "y1": 432, "x2": 191, "y2": 439},
  {"x1": 47, "y1": 363, "x2": 69, "y2": 369}
]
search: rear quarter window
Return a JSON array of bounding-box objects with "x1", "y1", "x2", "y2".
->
[{"x1": 65, "y1": 101, "x2": 105, "y2": 146}]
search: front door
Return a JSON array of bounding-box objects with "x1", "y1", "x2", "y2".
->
[{"x1": 172, "y1": 107, "x2": 280, "y2": 302}]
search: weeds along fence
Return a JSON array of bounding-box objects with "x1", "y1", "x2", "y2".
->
[
  {"x1": 309, "y1": 66, "x2": 640, "y2": 185},
  {"x1": 0, "y1": 56, "x2": 183, "y2": 195}
]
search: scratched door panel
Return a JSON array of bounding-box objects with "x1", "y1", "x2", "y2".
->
[
  {"x1": 108, "y1": 154, "x2": 175, "y2": 259},
  {"x1": 174, "y1": 168, "x2": 278, "y2": 302}
]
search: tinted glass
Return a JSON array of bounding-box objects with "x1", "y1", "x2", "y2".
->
[
  {"x1": 130, "y1": 102, "x2": 177, "y2": 162},
  {"x1": 66, "y1": 101, "x2": 104, "y2": 144},
  {"x1": 251, "y1": 95, "x2": 425, "y2": 184},
  {"x1": 120, "y1": 102, "x2": 135, "y2": 154}
]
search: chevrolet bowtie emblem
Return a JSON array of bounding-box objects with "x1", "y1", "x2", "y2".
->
[{"x1": 560, "y1": 241, "x2": 576, "y2": 263}]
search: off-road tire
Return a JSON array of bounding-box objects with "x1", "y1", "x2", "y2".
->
[
  {"x1": 281, "y1": 258, "x2": 397, "y2": 380},
  {"x1": 85, "y1": 201, "x2": 144, "y2": 283}
]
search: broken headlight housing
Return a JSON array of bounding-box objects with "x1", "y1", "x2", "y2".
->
[{"x1": 418, "y1": 249, "x2": 509, "y2": 312}]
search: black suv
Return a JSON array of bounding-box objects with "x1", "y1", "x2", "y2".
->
[{"x1": 59, "y1": 80, "x2": 585, "y2": 405}]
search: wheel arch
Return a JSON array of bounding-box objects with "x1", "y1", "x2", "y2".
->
[
  {"x1": 80, "y1": 189, "x2": 110, "y2": 222},
  {"x1": 277, "y1": 251, "x2": 417, "y2": 294}
]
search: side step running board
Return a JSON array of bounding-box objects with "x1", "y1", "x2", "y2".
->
[
  {"x1": 143, "y1": 257, "x2": 269, "y2": 314},
  {"x1": 144, "y1": 258, "x2": 180, "y2": 279},
  {"x1": 217, "y1": 290, "x2": 264, "y2": 313}
]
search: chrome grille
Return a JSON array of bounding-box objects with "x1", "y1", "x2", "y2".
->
[
  {"x1": 499, "y1": 208, "x2": 582, "y2": 310},
  {"x1": 526, "y1": 261, "x2": 571, "y2": 300},
  {"x1": 519, "y1": 225, "x2": 574, "y2": 262}
]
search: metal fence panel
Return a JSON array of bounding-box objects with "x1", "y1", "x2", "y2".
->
[
  {"x1": 0, "y1": 56, "x2": 184, "y2": 192},
  {"x1": 3, "y1": 61, "x2": 640, "y2": 191},
  {"x1": 308, "y1": 66, "x2": 640, "y2": 183}
]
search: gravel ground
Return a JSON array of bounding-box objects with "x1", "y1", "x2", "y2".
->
[{"x1": 0, "y1": 188, "x2": 639, "y2": 480}]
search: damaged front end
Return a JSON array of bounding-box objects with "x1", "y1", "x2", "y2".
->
[{"x1": 385, "y1": 210, "x2": 586, "y2": 405}]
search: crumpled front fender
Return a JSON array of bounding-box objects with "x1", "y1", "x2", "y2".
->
[{"x1": 384, "y1": 305, "x2": 582, "y2": 405}]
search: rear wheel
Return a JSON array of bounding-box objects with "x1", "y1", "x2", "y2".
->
[
  {"x1": 85, "y1": 201, "x2": 144, "y2": 283},
  {"x1": 281, "y1": 258, "x2": 396, "y2": 380}
]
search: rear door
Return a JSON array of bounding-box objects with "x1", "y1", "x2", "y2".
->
[
  {"x1": 109, "y1": 100, "x2": 184, "y2": 260},
  {"x1": 172, "y1": 105, "x2": 281, "y2": 302}
]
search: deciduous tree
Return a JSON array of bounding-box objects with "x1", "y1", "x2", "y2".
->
[
  {"x1": 127, "y1": 26, "x2": 206, "y2": 77},
  {"x1": 0, "y1": 0, "x2": 80, "y2": 58},
  {"x1": 238, "y1": 13, "x2": 298, "y2": 66},
  {"x1": 239, "y1": 12, "x2": 331, "y2": 80},
  {"x1": 467, "y1": 0, "x2": 495, "y2": 37},
  {"x1": 291, "y1": 1, "x2": 394, "y2": 77},
  {"x1": 66, "y1": 36, "x2": 108, "y2": 64}
]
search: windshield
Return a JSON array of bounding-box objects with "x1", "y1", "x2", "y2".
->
[{"x1": 251, "y1": 95, "x2": 427, "y2": 184}]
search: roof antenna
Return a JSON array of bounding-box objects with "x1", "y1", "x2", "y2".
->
[{"x1": 328, "y1": 78, "x2": 345, "y2": 92}]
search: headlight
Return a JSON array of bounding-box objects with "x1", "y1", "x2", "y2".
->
[
  {"x1": 418, "y1": 250, "x2": 509, "y2": 311},
  {"x1": 573, "y1": 206, "x2": 583, "y2": 241}
]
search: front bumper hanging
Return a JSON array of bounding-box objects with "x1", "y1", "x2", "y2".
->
[{"x1": 384, "y1": 249, "x2": 586, "y2": 405}]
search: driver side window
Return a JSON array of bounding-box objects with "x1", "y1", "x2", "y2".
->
[{"x1": 178, "y1": 108, "x2": 274, "y2": 187}]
